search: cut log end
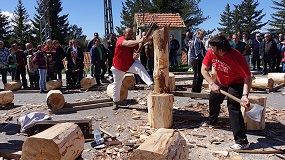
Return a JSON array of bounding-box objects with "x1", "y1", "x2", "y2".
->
[
  {"x1": 80, "y1": 77, "x2": 96, "y2": 89},
  {"x1": 46, "y1": 90, "x2": 65, "y2": 110},
  {"x1": 4, "y1": 81, "x2": 22, "y2": 91},
  {"x1": 0, "y1": 90, "x2": 14, "y2": 106}
]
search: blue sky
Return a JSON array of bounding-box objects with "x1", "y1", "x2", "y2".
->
[{"x1": 0, "y1": 0, "x2": 275, "y2": 39}]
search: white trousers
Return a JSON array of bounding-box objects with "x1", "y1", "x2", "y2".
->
[{"x1": 111, "y1": 60, "x2": 153, "y2": 102}]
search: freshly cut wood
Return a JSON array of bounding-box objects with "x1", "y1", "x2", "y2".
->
[
  {"x1": 268, "y1": 73, "x2": 285, "y2": 84},
  {"x1": 4, "y1": 81, "x2": 22, "y2": 91},
  {"x1": 147, "y1": 93, "x2": 174, "y2": 128},
  {"x1": 131, "y1": 128, "x2": 189, "y2": 160},
  {"x1": 107, "y1": 83, "x2": 128, "y2": 102},
  {"x1": 169, "y1": 72, "x2": 176, "y2": 91},
  {"x1": 46, "y1": 90, "x2": 65, "y2": 110},
  {"x1": 80, "y1": 77, "x2": 96, "y2": 89},
  {"x1": 0, "y1": 91, "x2": 14, "y2": 105},
  {"x1": 252, "y1": 78, "x2": 274, "y2": 89},
  {"x1": 241, "y1": 95, "x2": 266, "y2": 130},
  {"x1": 46, "y1": 79, "x2": 62, "y2": 91},
  {"x1": 22, "y1": 122, "x2": 84, "y2": 160},
  {"x1": 122, "y1": 73, "x2": 135, "y2": 89}
]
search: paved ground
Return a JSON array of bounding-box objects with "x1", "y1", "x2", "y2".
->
[{"x1": 0, "y1": 72, "x2": 284, "y2": 159}]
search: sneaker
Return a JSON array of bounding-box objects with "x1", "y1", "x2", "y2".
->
[
  {"x1": 230, "y1": 143, "x2": 250, "y2": 150},
  {"x1": 201, "y1": 120, "x2": 218, "y2": 127},
  {"x1": 113, "y1": 102, "x2": 119, "y2": 110}
]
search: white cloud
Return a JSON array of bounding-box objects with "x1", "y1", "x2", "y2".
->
[{"x1": 1, "y1": 11, "x2": 15, "y2": 21}]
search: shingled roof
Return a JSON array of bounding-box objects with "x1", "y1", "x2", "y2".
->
[{"x1": 135, "y1": 13, "x2": 186, "y2": 28}]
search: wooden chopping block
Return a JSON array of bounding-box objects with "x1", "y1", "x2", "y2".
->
[
  {"x1": 130, "y1": 128, "x2": 189, "y2": 160},
  {"x1": 46, "y1": 90, "x2": 65, "y2": 110},
  {"x1": 4, "y1": 81, "x2": 22, "y2": 91},
  {"x1": 46, "y1": 79, "x2": 62, "y2": 91},
  {"x1": 0, "y1": 90, "x2": 14, "y2": 106},
  {"x1": 80, "y1": 76, "x2": 96, "y2": 89},
  {"x1": 122, "y1": 73, "x2": 136, "y2": 89},
  {"x1": 252, "y1": 78, "x2": 274, "y2": 89},
  {"x1": 107, "y1": 83, "x2": 128, "y2": 102},
  {"x1": 169, "y1": 72, "x2": 176, "y2": 91},
  {"x1": 22, "y1": 122, "x2": 84, "y2": 160}
]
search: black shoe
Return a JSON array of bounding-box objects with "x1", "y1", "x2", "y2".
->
[
  {"x1": 113, "y1": 102, "x2": 119, "y2": 110},
  {"x1": 201, "y1": 120, "x2": 218, "y2": 127},
  {"x1": 96, "y1": 83, "x2": 103, "y2": 86},
  {"x1": 262, "y1": 72, "x2": 267, "y2": 75}
]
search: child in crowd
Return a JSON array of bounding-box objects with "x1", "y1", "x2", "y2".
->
[
  {"x1": 7, "y1": 48, "x2": 18, "y2": 80},
  {"x1": 46, "y1": 54, "x2": 56, "y2": 81}
]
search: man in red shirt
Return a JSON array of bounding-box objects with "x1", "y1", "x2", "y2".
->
[
  {"x1": 112, "y1": 28, "x2": 153, "y2": 110},
  {"x1": 201, "y1": 35, "x2": 252, "y2": 150}
]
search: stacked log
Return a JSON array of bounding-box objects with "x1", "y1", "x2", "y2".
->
[
  {"x1": 22, "y1": 123, "x2": 84, "y2": 160},
  {"x1": 252, "y1": 78, "x2": 274, "y2": 89},
  {"x1": 4, "y1": 81, "x2": 22, "y2": 91},
  {"x1": 0, "y1": 91, "x2": 14, "y2": 106},
  {"x1": 268, "y1": 73, "x2": 285, "y2": 84},
  {"x1": 46, "y1": 79, "x2": 62, "y2": 91},
  {"x1": 122, "y1": 73, "x2": 136, "y2": 89},
  {"x1": 107, "y1": 83, "x2": 128, "y2": 102},
  {"x1": 46, "y1": 90, "x2": 65, "y2": 110},
  {"x1": 131, "y1": 128, "x2": 189, "y2": 160},
  {"x1": 168, "y1": 72, "x2": 176, "y2": 91},
  {"x1": 80, "y1": 77, "x2": 96, "y2": 89}
]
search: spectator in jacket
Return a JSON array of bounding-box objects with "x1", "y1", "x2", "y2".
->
[
  {"x1": 53, "y1": 40, "x2": 65, "y2": 79},
  {"x1": 46, "y1": 54, "x2": 57, "y2": 81},
  {"x1": 7, "y1": 48, "x2": 17, "y2": 81},
  {"x1": 26, "y1": 48, "x2": 39, "y2": 89},
  {"x1": 106, "y1": 33, "x2": 117, "y2": 78},
  {"x1": 0, "y1": 41, "x2": 9, "y2": 86},
  {"x1": 66, "y1": 51, "x2": 81, "y2": 87},
  {"x1": 169, "y1": 34, "x2": 180, "y2": 67},
  {"x1": 13, "y1": 43, "x2": 28, "y2": 88},
  {"x1": 251, "y1": 33, "x2": 262, "y2": 70},
  {"x1": 33, "y1": 45, "x2": 47, "y2": 93}
]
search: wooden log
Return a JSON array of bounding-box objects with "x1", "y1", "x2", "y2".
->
[
  {"x1": 169, "y1": 72, "x2": 176, "y2": 91},
  {"x1": 22, "y1": 123, "x2": 84, "y2": 160},
  {"x1": 241, "y1": 95, "x2": 267, "y2": 130},
  {"x1": 252, "y1": 78, "x2": 274, "y2": 89},
  {"x1": 130, "y1": 128, "x2": 189, "y2": 160},
  {"x1": 80, "y1": 76, "x2": 96, "y2": 89},
  {"x1": 153, "y1": 25, "x2": 170, "y2": 93},
  {"x1": 171, "y1": 91, "x2": 210, "y2": 99},
  {"x1": 46, "y1": 90, "x2": 65, "y2": 110},
  {"x1": 106, "y1": 83, "x2": 128, "y2": 102},
  {"x1": 45, "y1": 79, "x2": 62, "y2": 91},
  {"x1": 0, "y1": 91, "x2": 14, "y2": 106},
  {"x1": 268, "y1": 73, "x2": 285, "y2": 84},
  {"x1": 122, "y1": 73, "x2": 136, "y2": 89},
  {"x1": 4, "y1": 81, "x2": 22, "y2": 91},
  {"x1": 147, "y1": 93, "x2": 174, "y2": 128}
]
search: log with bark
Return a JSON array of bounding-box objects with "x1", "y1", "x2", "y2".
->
[
  {"x1": 107, "y1": 83, "x2": 128, "y2": 102},
  {"x1": 4, "y1": 81, "x2": 22, "y2": 91},
  {"x1": 46, "y1": 90, "x2": 65, "y2": 110},
  {"x1": 168, "y1": 72, "x2": 176, "y2": 91},
  {"x1": 131, "y1": 128, "x2": 189, "y2": 160},
  {"x1": 122, "y1": 73, "x2": 136, "y2": 89},
  {"x1": 22, "y1": 122, "x2": 84, "y2": 160},
  {"x1": 80, "y1": 76, "x2": 96, "y2": 89},
  {"x1": 0, "y1": 90, "x2": 14, "y2": 106},
  {"x1": 252, "y1": 78, "x2": 274, "y2": 89},
  {"x1": 268, "y1": 73, "x2": 285, "y2": 84},
  {"x1": 45, "y1": 79, "x2": 62, "y2": 91}
]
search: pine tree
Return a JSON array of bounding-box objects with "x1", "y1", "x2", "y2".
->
[
  {"x1": 10, "y1": 0, "x2": 32, "y2": 48},
  {"x1": 231, "y1": 4, "x2": 243, "y2": 34},
  {"x1": 0, "y1": 11, "x2": 11, "y2": 46},
  {"x1": 66, "y1": 24, "x2": 87, "y2": 49},
  {"x1": 218, "y1": 4, "x2": 234, "y2": 36},
  {"x1": 269, "y1": 0, "x2": 285, "y2": 34}
]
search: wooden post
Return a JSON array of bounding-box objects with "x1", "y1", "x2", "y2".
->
[
  {"x1": 4, "y1": 81, "x2": 22, "y2": 91},
  {"x1": 168, "y1": 72, "x2": 176, "y2": 91},
  {"x1": 252, "y1": 78, "x2": 274, "y2": 89},
  {"x1": 130, "y1": 128, "x2": 189, "y2": 160},
  {"x1": 22, "y1": 123, "x2": 84, "y2": 160},
  {"x1": 241, "y1": 95, "x2": 267, "y2": 130},
  {"x1": 107, "y1": 83, "x2": 128, "y2": 102},
  {"x1": 46, "y1": 90, "x2": 65, "y2": 110},
  {"x1": 0, "y1": 91, "x2": 14, "y2": 106},
  {"x1": 122, "y1": 73, "x2": 136, "y2": 89},
  {"x1": 46, "y1": 79, "x2": 62, "y2": 91},
  {"x1": 268, "y1": 73, "x2": 285, "y2": 84},
  {"x1": 80, "y1": 76, "x2": 96, "y2": 89},
  {"x1": 147, "y1": 25, "x2": 174, "y2": 129}
]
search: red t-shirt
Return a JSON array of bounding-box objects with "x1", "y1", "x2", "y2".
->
[
  {"x1": 202, "y1": 48, "x2": 251, "y2": 87},
  {"x1": 112, "y1": 36, "x2": 138, "y2": 72},
  {"x1": 44, "y1": 45, "x2": 56, "y2": 54}
]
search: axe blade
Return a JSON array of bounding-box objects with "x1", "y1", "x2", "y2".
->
[{"x1": 246, "y1": 104, "x2": 264, "y2": 122}]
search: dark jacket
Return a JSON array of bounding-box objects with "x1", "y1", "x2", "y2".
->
[
  {"x1": 252, "y1": 39, "x2": 261, "y2": 53},
  {"x1": 33, "y1": 51, "x2": 47, "y2": 69},
  {"x1": 53, "y1": 45, "x2": 65, "y2": 70},
  {"x1": 107, "y1": 39, "x2": 116, "y2": 59},
  {"x1": 66, "y1": 57, "x2": 81, "y2": 72},
  {"x1": 259, "y1": 39, "x2": 278, "y2": 58},
  {"x1": 169, "y1": 39, "x2": 180, "y2": 55},
  {"x1": 66, "y1": 46, "x2": 84, "y2": 69},
  {"x1": 15, "y1": 50, "x2": 27, "y2": 67},
  {"x1": 90, "y1": 45, "x2": 107, "y2": 63},
  {"x1": 190, "y1": 37, "x2": 206, "y2": 61}
]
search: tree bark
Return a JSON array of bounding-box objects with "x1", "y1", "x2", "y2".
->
[
  {"x1": 4, "y1": 81, "x2": 22, "y2": 91},
  {"x1": 268, "y1": 73, "x2": 285, "y2": 84},
  {"x1": 0, "y1": 91, "x2": 14, "y2": 105},
  {"x1": 252, "y1": 78, "x2": 274, "y2": 89},
  {"x1": 46, "y1": 90, "x2": 65, "y2": 110},
  {"x1": 46, "y1": 79, "x2": 62, "y2": 91},
  {"x1": 22, "y1": 123, "x2": 84, "y2": 160},
  {"x1": 122, "y1": 73, "x2": 136, "y2": 89},
  {"x1": 80, "y1": 77, "x2": 96, "y2": 89},
  {"x1": 107, "y1": 83, "x2": 128, "y2": 102}
]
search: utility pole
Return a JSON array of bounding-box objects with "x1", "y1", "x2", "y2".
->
[
  {"x1": 38, "y1": 0, "x2": 51, "y2": 45},
  {"x1": 104, "y1": 0, "x2": 114, "y2": 38}
]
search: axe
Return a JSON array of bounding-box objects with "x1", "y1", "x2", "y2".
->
[
  {"x1": 135, "y1": 22, "x2": 158, "y2": 53},
  {"x1": 220, "y1": 90, "x2": 264, "y2": 122}
]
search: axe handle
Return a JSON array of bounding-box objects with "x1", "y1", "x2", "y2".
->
[
  {"x1": 136, "y1": 23, "x2": 157, "y2": 53},
  {"x1": 220, "y1": 90, "x2": 242, "y2": 103}
]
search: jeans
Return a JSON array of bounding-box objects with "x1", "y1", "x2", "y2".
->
[
  {"x1": 10, "y1": 68, "x2": 16, "y2": 81},
  {"x1": 57, "y1": 69, "x2": 62, "y2": 79},
  {"x1": 39, "y1": 69, "x2": 47, "y2": 91},
  {"x1": 15, "y1": 66, "x2": 28, "y2": 87},
  {"x1": 282, "y1": 62, "x2": 285, "y2": 73},
  {"x1": 0, "y1": 68, "x2": 7, "y2": 85},
  {"x1": 90, "y1": 63, "x2": 95, "y2": 77},
  {"x1": 244, "y1": 55, "x2": 250, "y2": 67},
  {"x1": 191, "y1": 60, "x2": 203, "y2": 93}
]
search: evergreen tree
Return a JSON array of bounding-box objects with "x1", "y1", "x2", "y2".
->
[
  {"x1": 0, "y1": 11, "x2": 11, "y2": 46},
  {"x1": 269, "y1": 0, "x2": 285, "y2": 34},
  {"x1": 231, "y1": 4, "x2": 243, "y2": 34},
  {"x1": 218, "y1": 4, "x2": 234, "y2": 36},
  {"x1": 66, "y1": 24, "x2": 87, "y2": 50},
  {"x1": 10, "y1": 0, "x2": 32, "y2": 48}
]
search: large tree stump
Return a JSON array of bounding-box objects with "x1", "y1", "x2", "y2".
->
[
  {"x1": 107, "y1": 83, "x2": 128, "y2": 102},
  {"x1": 131, "y1": 128, "x2": 189, "y2": 160},
  {"x1": 168, "y1": 72, "x2": 176, "y2": 91},
  {"x1": 46, "y1": 79, "x2": 62, "y2": 91},
  {"x1": 0, "y1": 91, "x2": 14, "y2": 106},
  {"x1": 122, "y1": 73, "x2": 136, "y2": 89},
  {"x1": 147, "y1": 93, "x2": 174, "y2": 128},
  {"x1": 252, "y1": 78, "x2": 274, "y2": 89},
  {"x1": 46, "y1": 90, "x2": 65, "y2": 110},
  {"x1": 80, "y1": 76, "x2": 96, "y2": 89},
  {"x1": 268, "y1": 73, "x2": 285, "y2": 84},
  {"x1": 22, "y1": 123, "x2": 84, "y2": 160},
  {"x1": 4, "y1": 81, "x2": 22, "y2": 91},
  {"x1": 241, "y1": 95, "x2": 266, "y2": 130}
]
